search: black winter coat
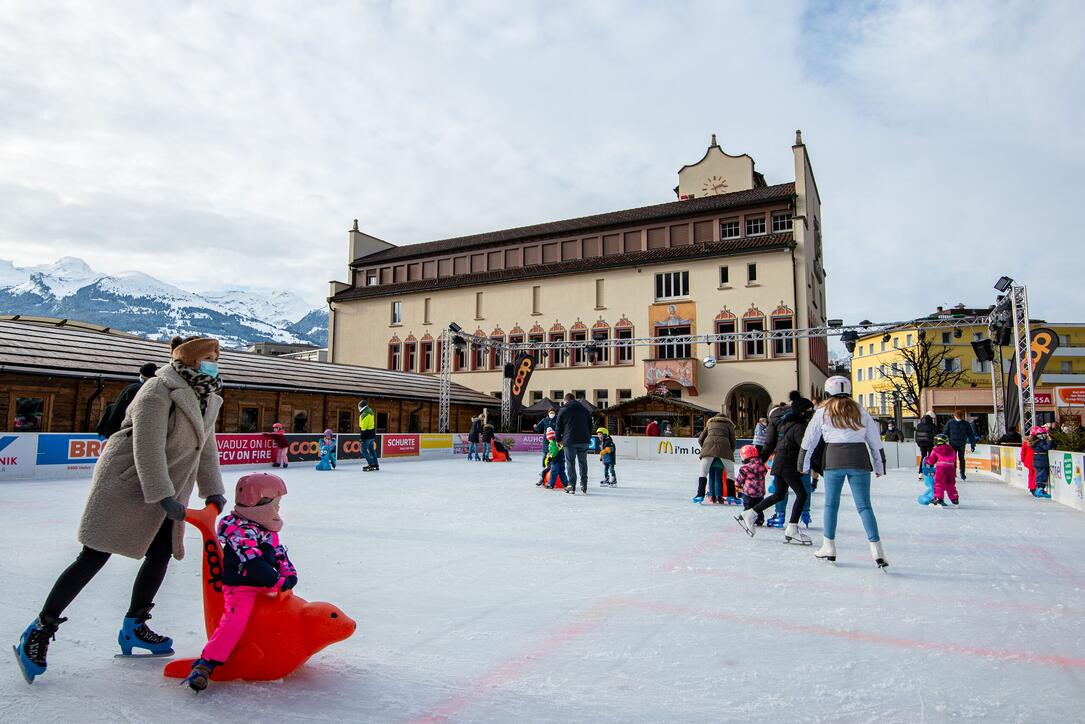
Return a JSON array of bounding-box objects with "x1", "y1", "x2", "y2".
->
[
  {"x1": 482, "y1": 426, "x2": 495, "y2": 443},
  {"x1": 758, "y1": 404, "x2": 790, "y2": 463},
  {"x1": 914, "y1": 416, "x2": 937, "y2": 447},
  {"x1": 534, "y1": 416, "x2": 556, "y2": 434},
  {"x1": 96, "y1": 381, "x2": 143, "y2": 438},
  {"x1": 555, "y1": 401, "x2": 593, "y2": 446},
  {"x1": 944, "y1": 419, "x2": 977, "y2": 449},
  {"x1": 762, "y1": 409, "x2": 813, "y2": 476},
  {"x1": 468, "y1": 419, "x2": 482, "y2": 443}
]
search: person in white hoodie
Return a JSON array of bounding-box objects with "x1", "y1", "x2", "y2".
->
[{"x1": 800, "y1": 376, "x2": 889, "y2": 570}]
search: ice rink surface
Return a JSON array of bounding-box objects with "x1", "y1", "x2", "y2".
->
[{"x1": 3, "y1": 456, "x2": 1084, "y2": 723}]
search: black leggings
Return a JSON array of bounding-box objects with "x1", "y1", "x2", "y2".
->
[
  {"x1": 753, "y1": 468, "x2": 808, "y2": 525},
  {"x1": 41, "y1": 519, "x2": 174, "y2": 620}
]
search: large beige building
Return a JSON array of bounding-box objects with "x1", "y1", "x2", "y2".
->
[{"x1": 328, "y1": 133, "x2": 829, "y2": 434}]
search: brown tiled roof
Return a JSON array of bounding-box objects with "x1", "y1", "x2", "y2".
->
[
  {"x1": 0, "y1": 317, "x2": 496, "y2": 406},
  {"x1": 333, "y1": 233, "x2": 794, "y2": 301},
  {"x1": 353, "y1": 183, "x2": 796, "y2": 265}
]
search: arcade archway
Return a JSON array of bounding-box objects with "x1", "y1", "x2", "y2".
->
[{"x1": 726, "y1": 383, "x2": 772, "y2": 436}]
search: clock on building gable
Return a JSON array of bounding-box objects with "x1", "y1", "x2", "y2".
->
[{"x1": 702, "y1": 175, "x2": 728, "y2": 196}]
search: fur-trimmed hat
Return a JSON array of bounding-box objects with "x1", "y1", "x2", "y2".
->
[{"x1": 170, "y1": 335, "x2": 219, "y2": 369}]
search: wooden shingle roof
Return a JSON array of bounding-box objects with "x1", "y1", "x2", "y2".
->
[{"x1": 0, "y1": 317, "x2": 496, "y2": 406}]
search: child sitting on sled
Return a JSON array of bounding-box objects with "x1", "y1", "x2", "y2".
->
[
  {"x1": 536, "y1": 429, "x2": 566, "y2": 489},
  {"x1": 184, "y1": 473, "x2": 297, "y2": 691},
  {"x1": 315, "y1": 430, "x2": 337, "y2": 470}
]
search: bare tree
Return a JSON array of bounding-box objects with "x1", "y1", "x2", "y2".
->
[{"x1": 873, "y1": 337, "x2": 967, "y2": 418}]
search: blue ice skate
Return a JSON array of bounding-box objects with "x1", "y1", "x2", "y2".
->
[
  {"x1": 692, "y1": 496, "x2": 705, "y2": 504},
  {"x1": 118, "y1": 608, "x2": 174, "y2": 657},
  {"x1": 13, "y1": 615, "x2": 63, "y2": 684},
  {"x1": 766, "y1": 512, "x2": 784, "y2": 528},
  {"x1": 800, "y1": 510, "x2": 811, "y2": 527}
]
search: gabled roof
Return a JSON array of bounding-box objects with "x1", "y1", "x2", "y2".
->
[
  {"x1": 333, "y1": 233, "x2": 794, "y2": 302},
  {"x1": 603, "y1": 394, "x2": 718, "y2": 416},
  {"x1": 0, "y1": 317, "x2": 495, "y2": 406},
  {"x1": 353, "y1": 183, "x2": 795, "y2": 266}
]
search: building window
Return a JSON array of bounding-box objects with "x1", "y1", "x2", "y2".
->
[
  {"x1": 591, "y1": 326, "x2": 610, "y2": 364},
  {"x1": 530, "y1": 391, "x2": 543, "y2": 404},
  {"x1": 337, "y1": 410, "x2": 352, "y2": 433},
  {"x1": 906, "y1": 333, "x2": 913, "y2": 346},
  {"x1": 973, "y1": 359, "x2": 994, "y2": 373},
  {"x1": 857, "y1": 368, "x2": 864, "y2": 382},
  {"x1": 472, "y1": 342, "x2": 485, "y2": 370},
  {"x1": 551, "y1": 390, "x2": 564, "y2": 401},
  {"x1": 405, "y1": 342, "x2": 417, "y2": 372},
  {"x1": 745, "y1": 216, "x2": 766, "y2": 236},
  {"x1": 366, "y1": 271, "x2": 377, "y2": 286},
  {"x1": 772, "y1": 213, "x2": 793, "y2": 233},
  {"x1": 1059, "y1": 334, "x2": 1070, "y2": 347},
  {"x1": 942, "y1": 357, "x2": 961, "y2": 372},
  {"x1": 376, "y1": 412, "x2": 389, "y2": 433},
  {"x1": 1061, "y1": 360, "x2": 1073, "y2": 373},
  {"x1": 715, "y1": 319, "x2": 737, "y2": 359},
  {"x1": 388, "y1": 343, "x2": 402, "y2": 370},
  {"x1": 893, "y1": 338, "x2": 900, "y2": 349},
  {"x1": 595, "y1": 279, "x2": 605, "y2": 308},
  {"x1": 719, "y1": 266, "x2": 729, "y2": 286},
  {"x1": 572, "y1": 390, "x2": 586, "y2": 400},
  {"x1": 654, "y1": 270, "x2": 689, "y2": 300},
  {"x1": 454, "y1": 342, "x2": 467, "y2": 371},
  {"x1": 549, "y1": 330, "x2": 566, "y2": 367},
  {"x1": 747, "y1": 263, "x2": 757, "y2": 283},
  {"x1": 880, "y1": 340, "x2": 887, "y2": 352},
  {"x1": 616, "y1": 325, "x2": 633, "y2": 364},
  {"x1": 292, "y1": 410, "x2": 308, "y2": 433},
  {"x1": 423, "y1": 298, "x2": 431, "y2": 324},
  {"x1": 720, "y1": 220, "x2": 740, "y2": 239},
  {"x1": 743, "y1": 317, "x2": 765, "y2": 357},
  {"x1": 941, "y1": 331, "x2": 952, "y2": 344},
  {"x1": 571, "y1": 329, "x2": 588, "y2": 366},
  {"x1": 239, "y1": 406, "x2": 260, "y2": 433},
  {"x1": 595, "y1": 389, "x2": 609, "y2": 409},
  {"x1": 390, "y1": 301, "x2": 402, "y2": 325},
  {"x1": 421, "y1": 341, "x2": 434, "y2": 372},
  {"x1": 528, "y1": 332, "x2": 544, "y2": 362},
  {"x1": 489, "y1": 336, "x2": 504, "y2": 369},
  {"x1": 656, "y1": 325, "x2": 691, "y2": 359},
  {"x1": 618, "y1": 389, "x2": 633, "y2": 403},
  {"x1": 532, "y1": 286, "x2": 541, "y2": 315},
  {"x1": 475, "y1": 292, "x2": 483, "y2": 320},
  {"x1": 772, "y1": 316, "x2": 794, "y2": 356},
  {"x1": 508, "y1": 334, "x2": 523, "y2": 354}
]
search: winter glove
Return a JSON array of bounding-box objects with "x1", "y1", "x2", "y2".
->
[
  {"x1": 205, "y1": 494, "x2": 227, "y2": 513},
  {"x1": 280, "y1": 575, "x2": 298, "y2": 591},
  {"x1": 159, "y1": 497, "x2": 186, "y2": 521},
  {"x1": 970, "y1": 445, "x2": 976, "y2": 453},
  {"x1": 241, "y1": 559, "x2": 281, "y2": 588}
]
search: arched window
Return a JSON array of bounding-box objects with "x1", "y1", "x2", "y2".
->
[
  {"x1": 615, "y1": 315, "x2": 634, "y2": 365},
  {"x1": 771, "y1": 302, "x2": 795, "y2": 357},
  {"x1": 591, "y1": 318, "x2": 610, "y2": 365},
  {"x1": 420, "y1": 333, "x2": 434, "y2": 373},
  {"x1": 570, "y1": 319, "x2": 588, "y2": 366},
  {"x1": 528, "y1": 323, "x2": 545, "y2": 362},
  {"x1": 715, "y1": 308, "x2": 737, "y2": 360},
  {"x1": 508, "y1": 325, "x2": 525, "y2": 358},
  {"x1": 742, "y1": 306, "x2": 766, "y2": 358},
  {"x1": 472, "y1": 328, "x2": 487, "y2": 370},
  {"x1": 548, "y1": 321, "x2": 567, "y2": 367},
  {"x1": 489, "y1": 327, "x2": 505, "y2": 369},
  {"x1": 388, "y1": 335, "x2": 402, "y2": 370},
  {"x1": 404, "y1": 334, "x2": 418, "y2": 373}
]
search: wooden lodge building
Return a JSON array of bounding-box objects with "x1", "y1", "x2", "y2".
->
[{"x1": 0, "y1": 317, "x2": 496, "y2": 435}]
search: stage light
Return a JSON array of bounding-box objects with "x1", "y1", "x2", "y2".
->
[
  {"x1": 448, "y1": 322, "x2": 463, "y2": 333},
  {"x1": 954, "y1": 328, "x2": 963, "y2": 339},
  {"x1": 827, "y1": 319, "x2": 843, "y2": 328},
  {"x1": 841, "y1": 330, "x2": 860, "y2": 354},
  {"x1": 994, "y1": 276, "x2": 1013, "y2": 293},
  {"x1": 882, "y1": 334, "x2": 891, "y2": 344}
]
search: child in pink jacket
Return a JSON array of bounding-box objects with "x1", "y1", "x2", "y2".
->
[
  {"x1": 263, "y1": 422, "x2": 289, "y2": 468},
  {"x1": 925, "y1": 434, "x2": 960, "y2": 506},
  {"x1": 735, "y1": 445, "x2": 768, "y2": 525},
  {"x1": 184, "y1": 473, "x2": 297, "y2": 691}
]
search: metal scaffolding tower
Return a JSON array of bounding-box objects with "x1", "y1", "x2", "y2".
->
[
  {"x1": 437, "y1": 327, "x2": 452, "y2": 433},
  {"x1": 1009, "y1": 283, "x2": 1036, "y2": 434}
]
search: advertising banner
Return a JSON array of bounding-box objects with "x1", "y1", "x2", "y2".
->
[
  {"x1": 1055, "y1": 387, "x2": 1085, "y2": 407},
  {"x1": 217, "y1": 434, "x2": 278, "y2": 466},
  {"x1": 420, "y1": 434, "x2": 453, "y2": 457},
  {"x1": 1005, "y1": 327, "x2": 1059, "y2": 430},
  {"x1": 36, "y1": 433, "x2": 104, "y2": 477},
  {"x1": 337, "y1": 435, "x2": 363, "y2": 461},
  {"x1": 284, "y1": 434, "x2": 325, "y2": 463},
  {"x1": 508, "y1": 354, "x2": 537, "y2": 420},
  {"x1": 0, "y1": 433, "x2": 38, "y2": 480},
  {"x1": 381, "y1": 434, "x2": 420, "y2": 458},
  {"x1": 1034, "y1": 392, "x2": 1053, "y2": 406},
  {"x1": 452, "y1": 433, "x2": 544, "y2": 455}
]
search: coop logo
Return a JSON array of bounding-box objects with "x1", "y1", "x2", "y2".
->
[
  {"x1": 289, "y1": 440, "x2": 321, "y2": 456},
  {"x1": 0, "y1": 436, "x2": 18, "y2": 465},
  {"x1": 510, "y1": 355, "x2": 535, "y2": 397}
]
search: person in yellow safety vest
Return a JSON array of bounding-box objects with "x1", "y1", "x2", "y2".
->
[{"x1": 358, "y1": 400, "x2": 379, "y2": 471}]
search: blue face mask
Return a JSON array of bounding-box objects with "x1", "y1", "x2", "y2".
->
[{"x1": 198, "y1": 361, "x2": 219, "y2": 378}]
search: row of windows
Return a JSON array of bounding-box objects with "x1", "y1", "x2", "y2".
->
[
  {"x1": 514, "y1": 389, "x2": 633, "y2": 409},
  {"x1": 854, "y1": 330, "x2": 996, "y2": 357},
  {"x1": 720, "y1": 212, "x2": 792, "y2": 239}
]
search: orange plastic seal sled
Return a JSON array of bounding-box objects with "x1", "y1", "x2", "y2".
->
[{"x1": 163, "y1": 505, "x2": 357, "y2": 682}]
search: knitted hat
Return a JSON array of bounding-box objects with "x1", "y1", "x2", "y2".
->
[
  {"x1": 323, "y1": 429, "x2": 334, "y2": 437},
  {"x1": 546, "y1": 429, "x2": 556, "y2": 441},
  {"x1": 790, "y1": 397, "x2": 814, "y2": 417},
  {"x1": 139, "y1": 362, "x2": 158, "y2": 378},
  {"x1": 170, "y1": 336, "x2": 219, "y2": 369},
  {"x1": 272, "y1": 422, "x2": 284, "y2": 431},
  {"x1": 235, "y1": 472, "x2": 288, "y2": 506}
]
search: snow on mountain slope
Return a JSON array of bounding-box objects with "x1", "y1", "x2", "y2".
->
[{"x1": 201, "y1": 287, "x2": 315, "y2": 327}]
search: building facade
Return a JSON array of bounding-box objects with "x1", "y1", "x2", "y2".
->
[
  {"x1": 329, "y1": 134, "x2": 830, "y2": 434},
  {"x1": 851, "y1": 306, "x2": 1085, "y2": 433}
]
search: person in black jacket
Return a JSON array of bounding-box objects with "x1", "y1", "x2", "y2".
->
[
  {"x1": 533, "y1": 408, "x2": 557, "y2": 468},
  {"x1": 555, "y1": 394, "x2": 593, "y2": 494},
  {"x1": 96, "y1": 363, "x2": 159, "y2": 439},
  {"x1": 913, "y1": 413, "x2": 937, "y2": 479},
  {"x1": 467, "y1": 416, "x2": 483, "y2": 461},
  {"x1": 481, "y1": 423, "x2": 495, "y2": 462},
  {"x1": 739, "y1": 397, "x2": 815, "y2": 544},
  {"x1": 943, "y1": 410, "x2": 977, "y2": 479}
]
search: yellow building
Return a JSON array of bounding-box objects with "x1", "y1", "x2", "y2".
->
[
  {"x1": 851, "y1": 305, "x2": 1085, "y2": 434},
  {"x1": 327, "y1": 134, "x2": 830, "y2": 434}
]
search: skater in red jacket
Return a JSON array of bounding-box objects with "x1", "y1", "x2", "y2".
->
[
  {"x1": 263, "y1": 423, "x2": 289, "y2": 468},
  {"x1": 925, "y1": 434, "x2": 960, "y2": 506}
]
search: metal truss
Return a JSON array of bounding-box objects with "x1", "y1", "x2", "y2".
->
[
  {"x1": 438, "y1": 327, "x2": 452, "y2": 433},
  {"x1": 1009, "y1": 285, "x2": 1035, "y2": 434}
]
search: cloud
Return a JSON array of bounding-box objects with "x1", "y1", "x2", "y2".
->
[{"x1": 0, "y1": 0, "x2": 1081, "y2": 321}]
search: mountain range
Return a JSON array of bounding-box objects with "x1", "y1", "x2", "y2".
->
[{"x1": 0, "y1": 257, "x2": 327, "y2": 349}]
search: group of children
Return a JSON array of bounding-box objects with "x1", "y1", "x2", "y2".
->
[
  {"x1": 265, "y1": 424, "x2": 338, "y2": 471},
  {"x1": 536, "y1": 427, "x2": 617, "y2": 490}
]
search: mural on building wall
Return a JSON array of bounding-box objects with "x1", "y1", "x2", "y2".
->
[
  {"x1": 650, "y1": 302, "x2": 696, "y2": 332},
  {"x1": 644, "y1": 359, "x2": 697, "y2": 394}
]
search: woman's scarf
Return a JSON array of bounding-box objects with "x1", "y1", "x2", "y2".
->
[
  {"x1": 233, "y1": 499, "x2": 284, "y2": 532},
  {"x1": 170, "y1": 359, "x2": 223, "y2": 413}
]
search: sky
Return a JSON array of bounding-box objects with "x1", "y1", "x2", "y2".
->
[{"x1": 1, "y1": 0, "x2": 1082, "y2": 321}]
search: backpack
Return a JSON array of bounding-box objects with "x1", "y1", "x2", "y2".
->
[{"x1": 96, "y1": 381, "x2": 142, "y2": 439}]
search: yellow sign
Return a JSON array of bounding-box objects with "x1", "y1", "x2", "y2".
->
[
  {"x1": 420, "y1": 434, "x2": 452, "y2": 450},
  {"x1": 658, "y1": 441, "x2": 673, "y2": 454}
]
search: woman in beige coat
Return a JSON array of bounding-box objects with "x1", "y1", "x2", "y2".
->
[
  {"x1": 16, "y1": 336, "x2": 227, "y2": 684},
  {"x1": 694, "y1": 411, "x2": 737, "y2": 503}
]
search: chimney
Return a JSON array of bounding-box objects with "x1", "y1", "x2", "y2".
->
[
  {"x1": 795, "y1": 129, "x2": 803, "y2": 146},
  {"x1": 710, "y1": 133, "x2": 717, "y2": 147},
  {"x1": 936, "y1": 306, "x2": 944, "y2": 313}
]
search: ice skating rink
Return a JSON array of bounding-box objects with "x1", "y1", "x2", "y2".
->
[{"x1": 3, "y1": 458, "x2": 1084, "y2": 723}]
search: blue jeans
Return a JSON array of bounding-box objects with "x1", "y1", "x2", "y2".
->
[
  {"x1": 602, "y1": 461, "x2": 616, "y2": 481},
  {"x1": 481, "y1": 442, "x2": 491, "y2": 461},
  {"x1": 361, "y1": 437, "x2": 379, "y2": 467},
  {"x1": 548, "y1": 457, "x2": 567, "y2": 487},
  {"x1": 709, "y1": 466, "x2": 723, "y2": 498},
  {"x1": 773, "y1": 474, "x2": 813, "y2": 516},
  {"x1": 467, "y1": 442, "x2": 479, "y2": 461},
  {"x1": 564, "y1": 443, "x2": 589, "y2": 489},
  {"x1": 822, "y1": 468, "x2": 880, "y2": 542}
]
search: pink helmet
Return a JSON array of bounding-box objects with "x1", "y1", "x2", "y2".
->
[
  {"x1": 739, "y1": 444, "x2": 759, "y2": 461},
  {"x1": 272, "y1": 422, "x2": 284, "y2": 431},
  {"x1": 235, "y1": 472, "x2": 288, "y2": 507},
  {"x1": 1029, "y1": 425, "x2": 1047, "y2": 436}
]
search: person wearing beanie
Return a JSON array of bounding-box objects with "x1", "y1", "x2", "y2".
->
[
  {"x1": 264, "y1": 422, "x2": 289, "y2": 468},
  {"x1": 694, "y1": 407, "x2": 737, "y2": 504},
  {"x1": 184, "y1": 473, "x2": 297, "y2": 691},
  {"x1": 537, "y1": 428, "x2": 567, "y2": 489},
  {"x1": 316, "y1": 429, "x2": 337, "y2": 471},
  {"x1": 358, "y1": 400, "x2": 379, "y2": 471},
  {"x1": 16, "y1": 335, "x2": 226, "y2": 684},
  {"x1": 96, "y1": 361, "x2": 166, "y2": 439}
]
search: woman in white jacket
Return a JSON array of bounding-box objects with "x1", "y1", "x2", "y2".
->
[{"x1": 799, "y1": 376, "x2": 888, "y2": 569}]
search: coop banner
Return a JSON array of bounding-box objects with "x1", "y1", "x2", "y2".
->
[
  {"x1": 0, "y1": 433, "x2": 38, "y2": 480},
  {"x1": 285, "y1": 434, "x2": 326, "y2": 463},
  {"x1": 1005, "y1": 327, "x2": 1059, "y2": 431},
  {"x1": 216, "y1": 434, "x2": 278, "y2": 466},
  {"x1": 337, "y1": 435, "x2": 363, "y2": 460},
  {"x1": 508, "y1": 353, "x2": 537, "y2": 419}
]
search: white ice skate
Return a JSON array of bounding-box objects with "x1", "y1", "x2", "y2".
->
[
  {"x1": 734, "y1": 508, "x2": 757, "y2": 537},
  {"x1": 870, "y1": 540, "x2": 889, "y2": 571},
  {"x1": 814, "y1": 537, "x2": 836, "y2": 563},
  {"x1": 783, "y1": 523, "x2": 812, "y2": 546}
]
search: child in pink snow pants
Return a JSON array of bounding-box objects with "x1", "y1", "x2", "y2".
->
[
  {"x1": 183, "y1": 473, "x2": 297, "y2": 691},
  {"x1": 925, "y1": 435, "x2": 959, "y2": 506},
  {"x1": 264, "y1": 423, "x2": 289, "y2": 468}
]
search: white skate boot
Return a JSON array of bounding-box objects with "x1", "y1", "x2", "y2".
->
[
  {"x1": 734, "y1": 508, "x2": 758, "y2": 537},
  {"x1": 783, "y1": 523, "x2": 812, "y2": 546},
  {"x1": 814, "y1": 537, "x2": 836, "y2": 562},
  {"x1": 870, "y1": 540, "x2": 889, "y2": 570}
]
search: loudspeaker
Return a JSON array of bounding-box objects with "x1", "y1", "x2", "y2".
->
[
  {"x1": 972, "y1": 339, "x2": 995, "y2": 362},
  {"x1": 503, "y1": 363, "x2": 515, "y2": 379}
]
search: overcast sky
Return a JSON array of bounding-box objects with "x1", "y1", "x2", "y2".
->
[{"x1": 1, "y1": 1, "x2": 1082, "y2": 322}]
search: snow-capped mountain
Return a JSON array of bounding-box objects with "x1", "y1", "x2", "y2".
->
[{"x1": 0, "y1": 258, "x2": 327, "y2": 349}]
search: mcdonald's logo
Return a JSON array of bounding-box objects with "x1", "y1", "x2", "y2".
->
[{"x1": 658, "y1": 441, "x2": 673, "y2": 454}]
